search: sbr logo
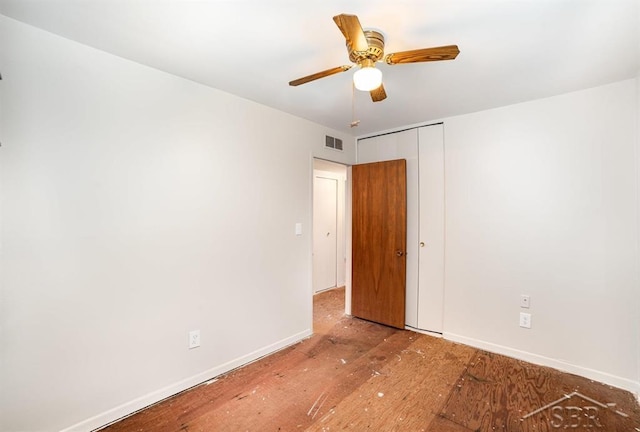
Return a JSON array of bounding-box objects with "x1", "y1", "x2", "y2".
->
[
  {"x1": 522, "y1": 391, "x2": 630, "y2": 430},
  {"x1": 549, "y1": 405, "x2": 602, "y2": 428}
]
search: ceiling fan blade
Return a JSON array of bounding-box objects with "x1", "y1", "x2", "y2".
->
[
  {"x1": 370, "y1": 83, "x2": 387, "y2": 102},
  {"x1": 333, "y1": 14, "x2": 368, "y2": 53},
  {"x1": 385, "y1": 45, "x2": 460, "y2": 65},
  {"x1": 289, "y1": 65, "x2": 353, "y2": 86}
]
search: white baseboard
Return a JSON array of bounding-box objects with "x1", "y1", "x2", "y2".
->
[
  {"x1": 443, "y1": 332, "x2": 640, "y2": 397},
  {"x1": 405, "y1": 325, "x2": 443, "y2": 338},
  {"x1": 60, "y1": 329, "x2": 312, "y2": 432}
]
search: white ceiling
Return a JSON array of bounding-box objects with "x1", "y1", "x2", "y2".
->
[{"x1": 1, "y1": 0, "x2": 638, "y2": 136}]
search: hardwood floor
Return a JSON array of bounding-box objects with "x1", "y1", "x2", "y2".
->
[{"x1": 100, "y1": 288, "x2": 640, "y2": 431}]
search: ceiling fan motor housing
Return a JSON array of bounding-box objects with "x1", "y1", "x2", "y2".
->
[{"x1": 348, "y1": 30, "x2": 385, "y2": 63}]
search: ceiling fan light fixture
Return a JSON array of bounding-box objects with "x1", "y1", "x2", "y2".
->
[{"x1": 353, "y1": 61, "x2": 382, "y2": 91}]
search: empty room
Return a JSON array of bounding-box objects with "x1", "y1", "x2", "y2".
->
[{"x1": 1, "y1": 1, "x2": 639, "y2": 431}]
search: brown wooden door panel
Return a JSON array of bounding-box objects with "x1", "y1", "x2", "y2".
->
[{"x1": 352, "y1": 159, "x2": 406, "y2": 329}]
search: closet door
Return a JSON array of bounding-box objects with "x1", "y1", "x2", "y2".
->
[
  {"x1": 417, "y1": 124, "x2": 445, "y2": 332},
  {"x1": 357, "y1": 130, "x2": 419, "y2": 327}
]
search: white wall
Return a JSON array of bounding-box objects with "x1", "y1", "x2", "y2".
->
[
  {"x1": 442, "y1": 79, "x2": 639, "y2": 392},
  {"x1": 0, "y1": 15, "x2": 355, "y2": 432}
]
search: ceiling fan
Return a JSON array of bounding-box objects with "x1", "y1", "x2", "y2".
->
[{"x1": 289, "y1": 14, "x2": 460, "y2": 102}]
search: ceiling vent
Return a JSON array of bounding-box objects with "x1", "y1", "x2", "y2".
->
[{"x1": 325, "y1": 135, "x2": 343, "y2": 151}]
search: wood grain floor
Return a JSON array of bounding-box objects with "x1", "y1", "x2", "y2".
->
[{"x1": 100, "y1": 288, "x2": 640, "y2": 431}]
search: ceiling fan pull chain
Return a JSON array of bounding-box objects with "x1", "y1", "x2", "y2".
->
[{"x1": 350, "y1": 82, "x2": 360, "y2": 128}]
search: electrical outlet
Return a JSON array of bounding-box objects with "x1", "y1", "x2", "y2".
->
[
  {"x1": 520, "y1": 295, "x2": 531, "y2": 308},
  {"x1": 519, "y1": 312, "x2": 532, "y2": 329},
  {"x1": 189, "y1": 330, "x2": 201, "y2": 349}
]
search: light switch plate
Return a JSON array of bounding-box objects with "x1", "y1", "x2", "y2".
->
[
  {"x1": 519, "y1": 313, "x2": 531, "y2": 329},
  {"x1": 295, "y1": 223, "x2": 302, "y2": 236},
  {"x1": 189, "y1": 330, "x2": 201, "y2": 349}
]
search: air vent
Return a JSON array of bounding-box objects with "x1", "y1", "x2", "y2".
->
[{"x1": 325, "y1": 135, "x2": 343, "y2": 151}]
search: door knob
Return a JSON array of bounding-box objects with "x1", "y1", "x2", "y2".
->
[
  {"x1": 396, "y1": 250, "x2": 404, "y2": 257},
  {"x1": 420, "y1": 242, "x2": 425, "y2": 247}
]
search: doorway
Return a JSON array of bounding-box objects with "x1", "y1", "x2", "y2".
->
[{"x1": 312, "y1": 159, "x2": 347, "y2": 295}]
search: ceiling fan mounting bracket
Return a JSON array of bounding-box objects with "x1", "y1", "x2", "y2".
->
[{"x1": 348, "y1": 30, "x2": 385, "y2": 64}]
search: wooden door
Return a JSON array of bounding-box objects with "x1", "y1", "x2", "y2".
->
[
  {"x1": 352, "y1": 159, "x2": 407, "y2": 329},
  {"x1": 313, "y1": 176, "x2": 338, "y2": 292}
]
